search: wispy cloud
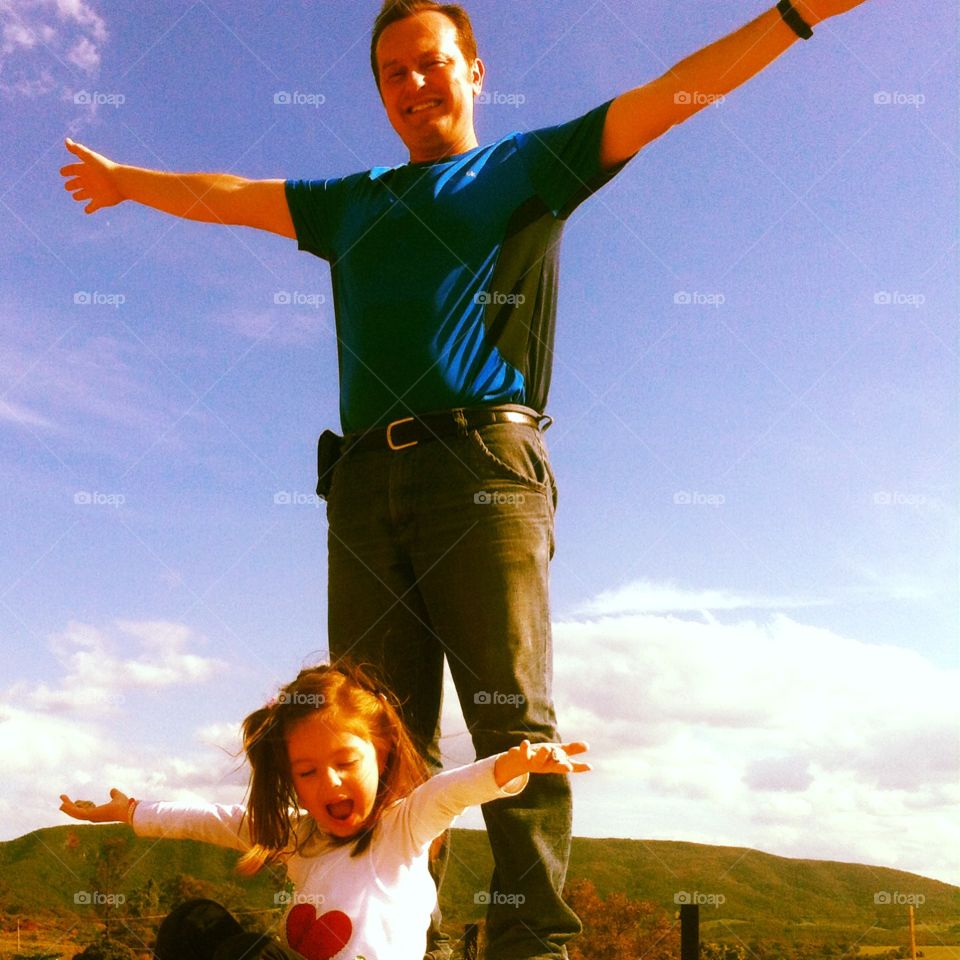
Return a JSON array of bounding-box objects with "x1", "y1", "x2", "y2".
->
[
  {"x1": 574, "y1": 578, "x2": 828, "y2": 617},
  {"x1": 1, "y1": 0, "x2": 107, "y2": 97},
  {"x1": 0, "y1": 397, "x2": 59, "y2": 430}
]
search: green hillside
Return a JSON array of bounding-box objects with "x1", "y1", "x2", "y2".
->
[{"x1": 2, "y1": 825, "x2": 956, "y2": 948}]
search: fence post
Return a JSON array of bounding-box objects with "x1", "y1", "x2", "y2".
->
[{"x1": 680, "y1": 903, "x2": 700, "y2": 960}]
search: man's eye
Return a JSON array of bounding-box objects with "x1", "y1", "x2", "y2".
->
[{"x1": 296, "y1": 769, "x2": 315, "y2": 778}]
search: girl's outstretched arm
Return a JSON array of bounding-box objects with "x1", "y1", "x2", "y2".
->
[
  {"x1": 493, "y1": 740, "x2": 591, "y2": 788},
  {"x1": 60, "y1": 787, "x2": 136, "y2": 824}
]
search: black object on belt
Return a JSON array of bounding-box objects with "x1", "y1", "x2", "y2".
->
[{"x1": 345, "y1": 407, "x2": 542, "y2": 454}]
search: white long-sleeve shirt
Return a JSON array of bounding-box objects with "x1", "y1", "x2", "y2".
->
[{"x1": 132, "y1": 755, "x2": 527, "y2": 960}]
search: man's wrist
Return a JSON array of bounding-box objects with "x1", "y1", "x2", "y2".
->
[{"x1": 784, "y1": 0, "x2": 822, "y2": 29}]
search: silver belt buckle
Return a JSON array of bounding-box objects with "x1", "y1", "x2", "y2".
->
[{"x1": 386, "y1": 416, "x2": 417, "y2": 451}]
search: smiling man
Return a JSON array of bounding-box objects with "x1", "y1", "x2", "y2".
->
[{"x1": 61, "y1": 1, "x2": 872, "y2": 958}]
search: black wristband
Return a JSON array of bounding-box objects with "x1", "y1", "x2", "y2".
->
[{"x1": 777, "y1": 0, "x2": 814, "y2": 39}]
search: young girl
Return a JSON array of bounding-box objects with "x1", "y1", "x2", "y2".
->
[{"x1": 60, "y1": 662, "x2": 590, "y2": 960}]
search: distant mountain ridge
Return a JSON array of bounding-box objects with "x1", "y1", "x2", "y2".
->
[{"x1": 2, "y1": 825, "x2": 956, "y2": 945}]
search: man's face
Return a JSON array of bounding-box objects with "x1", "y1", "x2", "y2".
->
[{"x1": 376, "y1": 10, "x2": 484, "y2": 163}]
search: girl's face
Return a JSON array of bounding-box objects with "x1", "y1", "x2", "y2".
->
[{"x1": 286, "y1": 712, "x2": 385, "y2": 838}]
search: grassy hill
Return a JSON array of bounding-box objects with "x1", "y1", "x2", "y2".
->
[{"x1": 2, "y1": 825, "x2": 956, "y2": 950}]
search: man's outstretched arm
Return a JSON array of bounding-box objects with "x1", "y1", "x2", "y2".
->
[
  {"x1": 600, "y1": 0, "x2": 870, "y2": 169},
  {"x1": 60, "y1": 138, "x2": 296, "y2": 239}
]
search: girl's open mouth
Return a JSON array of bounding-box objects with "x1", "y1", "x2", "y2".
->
[{"x1": 327, "y1": 799, "x2": 354, "y2": 821}]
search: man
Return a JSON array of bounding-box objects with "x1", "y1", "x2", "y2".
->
[{"x1": 61, "y1": 1, "x2": 870, "y2": 957}]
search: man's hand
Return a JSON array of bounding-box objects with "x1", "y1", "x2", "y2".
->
[
  {"x1": 61, "y1": 139, "x2": 124, "y2": 214},
  {"x1": 60, "y1": 787, "x2": 133, "y2": 824},
  {"x1": 494, "y1": 740, "x2": 591, "y2": 787}
]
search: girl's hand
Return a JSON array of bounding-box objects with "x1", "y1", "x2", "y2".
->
[
  {"x1": 60, "y1": 788, "x2": 133, "y2": 824},
  {"x1": 494, "y1": 740, "x2": 591, "y2": 787},
  {"x1": 60, "y1": 138, "x2": 124, "y2": 214}
]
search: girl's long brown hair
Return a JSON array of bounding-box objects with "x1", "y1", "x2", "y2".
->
[{"x1": 236, "y1": 660, "x2": 428, "y2": 875}]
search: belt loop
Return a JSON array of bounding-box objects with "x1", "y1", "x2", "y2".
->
[
  {"x1": 537, "y1": 413, "x2": 553, "y2": 432},
  {"x1": 453, "y1": 407, "x2": 469, "y2": 436}
]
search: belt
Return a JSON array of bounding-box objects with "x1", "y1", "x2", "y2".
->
[{"x1": 345, "y1": 407, "x2": 544, "y2": 454}]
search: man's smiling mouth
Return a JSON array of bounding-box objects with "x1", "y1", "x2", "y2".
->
[{"x1": 408, "y1": 99, "x2": 443, "y2": 115}]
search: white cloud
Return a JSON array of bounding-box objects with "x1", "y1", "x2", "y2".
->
[
  {"x1": 65, "y1": 33, "x2": 97, "y2": 70},
  {"x1": 576, "y1": 578, "x2": 828, "y2": 617},
  {"x1": 1, "y1": 0, "x2": 107, "y2": 97},
  {"x1": 10, "y1": 619, "x2": 226, "y2": 715},
  {"x1": 434, "y1": 588, "x2": 959, "y2": 884},
  {"x1": 0, "y1": 618, "x2": 242, "y2": 843},
  {"x1": 548, "y1": 605, "x2": 959, "y2": 884}
]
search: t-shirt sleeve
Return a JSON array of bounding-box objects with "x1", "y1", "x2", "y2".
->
[
  {"x1": 131, "y1": 800, "x2": 252, "y2": 852},
  {"x1": 380, "y1": 755, "x2": 528, "y2": 864},
  {"x1": 514, "y1": 99, "x2": 629, "y2": 220},
  {"x1": 284, "y1": 177, "x2": 347, "y2": 261}
]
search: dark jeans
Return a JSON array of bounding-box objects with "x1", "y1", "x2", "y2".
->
[
  {"x1": 326, "y1": 407, "x2": 581, "y2": 960},
  {"x1": 154, "y1": 899, "x2": 298, "y2": 960}
]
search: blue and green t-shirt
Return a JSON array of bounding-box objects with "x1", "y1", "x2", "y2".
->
[{"x1": 285, "y1": 99, "x2": 627, "y2": 434}]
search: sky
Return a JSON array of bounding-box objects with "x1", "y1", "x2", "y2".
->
[{"x1": 1, "y1": 0, "x2": 958, "y2": 903}]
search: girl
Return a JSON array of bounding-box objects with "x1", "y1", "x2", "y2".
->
[{"x1": 60, "y1": 661, "x2": 590, "y2": 960}]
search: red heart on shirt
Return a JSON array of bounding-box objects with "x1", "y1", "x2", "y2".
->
[{"x1": 286, "y1": 903, "x2": 353, "y2": 960}]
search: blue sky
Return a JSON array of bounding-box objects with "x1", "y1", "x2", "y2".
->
[{"x1": 2, "y1": 0, "x2": 958, "y2": 894}]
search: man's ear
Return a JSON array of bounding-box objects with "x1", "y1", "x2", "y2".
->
[{"x1": 471, "y1": 57, "x2": 485, "y2": 96}]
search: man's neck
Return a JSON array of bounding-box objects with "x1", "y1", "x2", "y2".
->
[{"x1": 407, "y1": 130, "x2": 480, "y2": 164}]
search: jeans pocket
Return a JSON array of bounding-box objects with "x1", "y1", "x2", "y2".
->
[{"x1": 469, "y1": 424, "x2": 552, "y2": 493}]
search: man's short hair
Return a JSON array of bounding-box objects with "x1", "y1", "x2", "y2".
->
[{"x1": 370, "y1": 0, "x2": 478, "y2": 90}]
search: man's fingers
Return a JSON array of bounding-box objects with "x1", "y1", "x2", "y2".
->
[
  {"x1": 559, "y1": 741, "x2": 589, "y2": 756},
  {"x1": 65, "y1": 138, "x2": 88, "y2": 157}
]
